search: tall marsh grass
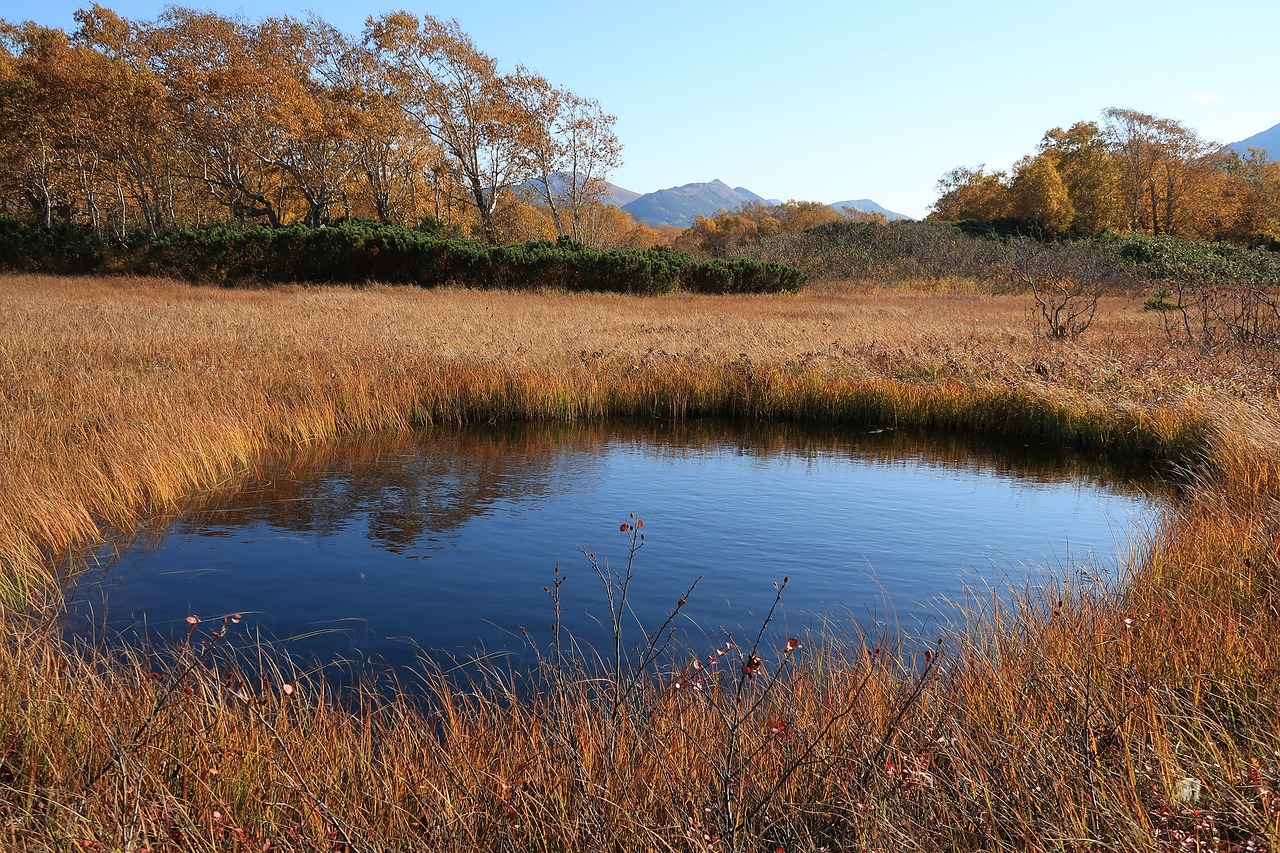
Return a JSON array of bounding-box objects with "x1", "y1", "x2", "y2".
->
[{"x1": 2, "y1": 273, "x2": 1279, "y2": 850}]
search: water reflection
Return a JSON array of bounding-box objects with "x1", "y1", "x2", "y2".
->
[
  {"x1": 125, "y1": 419, "x2": 1169, "y2": 549},
  {"x1": 66, "y1": 419, "x2": 1169, "y2": 674}
]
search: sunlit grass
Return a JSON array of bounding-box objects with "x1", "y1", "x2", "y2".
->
[{"x1": 1, "y1": 273, "x2": 1278, "y2": 850}]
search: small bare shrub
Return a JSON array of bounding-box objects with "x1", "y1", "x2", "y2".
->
[{"x1": 1002, "y1": 237, "x2": 1108, "y2": 339}]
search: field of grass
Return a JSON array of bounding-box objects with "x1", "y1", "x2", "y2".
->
[{"x1": 1, "y1": 272, "x2": 1279, "y2": 850}]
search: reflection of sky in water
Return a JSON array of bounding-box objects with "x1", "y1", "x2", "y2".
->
[{"x1": 66, "y1": 423, "x2": 1165, "y2": 673}]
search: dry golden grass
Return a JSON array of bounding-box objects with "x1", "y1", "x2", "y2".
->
[
  {"x1": 2, "y1": 272, "x2": 1279, "y2": 851},
  {"x1": 1, "y1": 274, "x2": 1250, "y2": 599}
]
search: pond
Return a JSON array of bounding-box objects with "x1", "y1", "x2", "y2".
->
[{"x1": 65, "y1": 419, "x2": 1168, "y2": 676}]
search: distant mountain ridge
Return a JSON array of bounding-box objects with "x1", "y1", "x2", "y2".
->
[
  {"x1": 828, "y1": 198, "x2": 908, "y2": 221},
  {"x1": 1228, "y1": 121, "x2": 1280, "y2": 160},
  {"x1": 515, "y1": 173, "x2": 642, "y2": 208},
  {"x1": 517, "y1": 174, "x2": 909, "y2": 227},
  {"x1": 609, "y1": 179, "x2": 908, "y2": 227},
  {"x1": 619, "y1": 179, "x2": 759, "y2": 228},
  {"x1": 601, "y1": 182, "x2": 642, "y2": 207}
]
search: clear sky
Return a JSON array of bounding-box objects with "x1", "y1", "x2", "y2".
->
[{"x1": 5, "y1": 0, "x2": 1279, "y2": 219}]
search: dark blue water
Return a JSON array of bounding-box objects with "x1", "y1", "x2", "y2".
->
[{"x1": 66, "y1": 420, "x2": 1166, "y2": 673}]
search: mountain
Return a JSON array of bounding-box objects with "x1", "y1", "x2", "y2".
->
[
  {"x1": 517, "y1": 173, "x2": 909, "y2": 228},
  {"x1": 616, "y1": 179, "x2": 909, "y2": 227},
  {"x1": 1227, "y1": 122, "x2": 1280, "y2": 160},
  {"x1": 515, "y1": 173, "x2": 642, "y2": 208},
  {"x1": 620, "y1": 179, "x2": 759, "y2": 228},
  {"x1": 828, "y1": 198, "x2": 911, "y2": 221},
  {"x1": 601, "y1": 181, "x2": 642, "y2": 207}
]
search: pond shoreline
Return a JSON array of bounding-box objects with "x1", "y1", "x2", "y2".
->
[{"x1": 62, "y1": 419, "x2": 1166, "y2": 682}]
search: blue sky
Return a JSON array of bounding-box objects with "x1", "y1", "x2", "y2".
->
[{"x1": 5, "y1": 0, "x2": 1279, "y2": 218}]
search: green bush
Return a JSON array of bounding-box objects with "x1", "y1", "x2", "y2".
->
[
  {"x1": 1098, "y1": 233, "x2": 1280, "y2": 350},
  {"x1": 0, "y1": 217, "x2": 105, "y2": 273},
  {"x1": 0, "y1": 219, "x2": 806, "y2": 295},
  {"x1": 1097, "y1": 232, "x2": 1280, "y2": 290},
  {"x1": 685, "y1": 258, "x2": 806, "y2": 294}
]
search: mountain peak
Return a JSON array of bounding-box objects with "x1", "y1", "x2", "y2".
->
[
  {"x1": 604, "y1": 178, "x2": 909, "y2": 228},
  {"x1": 516, "y1": 174, "x2": 910, "y2": 226},
  {"x1": 620, "y1": 180, "x2": 761, "y2": 228}
]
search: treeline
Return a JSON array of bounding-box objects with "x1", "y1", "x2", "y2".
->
[
  {"x1": 928, "y1": 109, "x2": 1280, "y2": 244},
  {"x1": 0, "y1": 218, "x2": 806, "y2": 294},
  {"x1": 0, "y1": 7, "x2": 660, "y2": 247}
]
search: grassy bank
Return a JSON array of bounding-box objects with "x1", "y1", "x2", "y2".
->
[{"x1": 1, "y1": 273, "x2": 1278, "y2": 850}]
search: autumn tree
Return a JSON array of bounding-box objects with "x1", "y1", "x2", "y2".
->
[
  {"x1": 574, "y1": 200, "x2": 663, "y2": 249},
  {"x1": 928, "y1": 166, "x2": 1011, "y2": 222},
  {"x1": 0, "y1": 22, "x2": 57, "y2": 222},
  {"x1": 838, "y1": 206, "x2": 889, "y2": 224},
  {"x1": 71, "y1": 5, "x2": 180, "y2": 234},
  {"x1": 929, "y1": 111, "x2": 1280, "y2": 243},
  {"x1": 309, "y1": 21, "x2": 442, "y2": 225},
  {"x1": 262, "y1": 16, "x2": 363, "y2": 227},
  {"x1": 0, "y1": 29, "x2": 19, "y2": 215},
  {"x1": 514, "y1": 77, "x2": 623, "y2": 242},
  {"x1": 491, "y1": 193, "x2": 557, "y2": 243},
  {"x1": 1102, "y1": 107, "x2": 1220, "y2": 236},
  {"x1": 0, "y1": 7, "x2": 622, "y2": 241},
  {"x1": 1039, "y1": 122, "x2": 1121, "y2": 233},
  {"x1": 675, "y1": 200, "x2": 849, "y2": 259},
  {"x1": 152, "y1": 9, "x2": 293, "y2": 226},
  {"x1": 675, "y1": 202, "x2": 778, "y2": 259},
  {"x1": 1229, "y1": 149, "x2": 1280, "y2": 242},
  {"x1": 367, "y1": 12, "x2": 542, "y2": 243},
  {"x1": 1010, "y1": 153, "x2": 1074, "y2": 235},
  {"x1": 776, "y1": 199, "x2": 843, "y2": 231},
  {"x1": 0, "y1": 21, "x2": 106, "y2": 225}
]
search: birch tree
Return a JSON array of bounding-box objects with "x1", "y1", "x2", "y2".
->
[{"x1": 366, "y1": 12, "x2": 539, "y2": 243}]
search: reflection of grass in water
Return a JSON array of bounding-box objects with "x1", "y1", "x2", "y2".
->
[
  {"x1": 90, "y1": 416, "x2": 1169, "y2": 569},
  {"x1": 1, "y1": 273, "x2": 1278, "y2": 849}
]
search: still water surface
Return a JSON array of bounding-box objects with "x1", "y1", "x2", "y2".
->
[{"x1": 66, "y1": 420, "x2": 1167, "y2": 672}]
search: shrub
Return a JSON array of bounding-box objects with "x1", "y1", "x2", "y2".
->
[
  {"x1": 1001, "y1": 238, "x2": 1106, "y2": 339},
  {"x1": 1099, "y1": 234, "x2": 1280, "y2": 351},
  {"x1": 0, "y1": 217, "x2": 105, "y2": 273},
  {"x1": 0, "y1": 219, "x2": 807, "y2": 295},
  {"x1": 685, "y1": 258, "x2": 806, "y2": 294},
  {"x1": 759, "y1": 220, "x2": 1002, "y2": 284}
]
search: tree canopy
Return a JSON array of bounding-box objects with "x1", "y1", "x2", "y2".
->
[
  {"x1": 0, "y1": 5, "x2": 628, "y2": 245},
  {"x1": 928, "y1": 110, "x2": 1280, "y2": 244}
]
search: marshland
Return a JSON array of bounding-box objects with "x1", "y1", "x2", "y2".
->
[
  {"x1": 2, "y1": 268, "x2": 1279, "y2": 851},
  {"x1": 3, "y1": 6, "x2": 1280, "y2": 849}
]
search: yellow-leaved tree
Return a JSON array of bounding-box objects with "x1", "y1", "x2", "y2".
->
[
  {"x1": 927, "y1": 166, "x2": 1011, "y2": 222},
  {"x1": 366, "y1": 12, "x2": 542, "y2": 244},
  {"x1": 1039, "y1": 122, "x2": 1121, "y2": 233},
  {"x1": 1102, "y1": 107, "x2": 1221, "y2": 237},
  {"x1": 1010, "y1": 153, "x2": 1074, "y2": 235}
]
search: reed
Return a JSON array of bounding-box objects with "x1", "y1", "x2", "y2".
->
[{"x1": 1, "y1": 273, "x2": 1278, "y2": 850}]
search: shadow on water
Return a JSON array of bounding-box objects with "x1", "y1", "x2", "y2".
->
[{"x1": 63, "y1": 418, "x2": 1173, "y2": 690}]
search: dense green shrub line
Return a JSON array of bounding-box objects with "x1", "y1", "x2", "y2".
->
[
  {"x1": 0, "y1": 219, "x2": 806, "y2": 295},
  {"x1": 1095, "y1": 232, "x2": 1280, "y2": 289},
  {"x1": 0, "y1": 217, "x2": 106, "y2": 273}
]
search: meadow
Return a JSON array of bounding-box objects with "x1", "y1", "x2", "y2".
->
[{"x1": 1, "y1": 272, "x2": 1278, "y2": 851}]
